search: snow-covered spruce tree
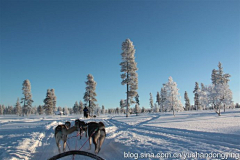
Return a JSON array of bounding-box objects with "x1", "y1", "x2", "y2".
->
[
  {"x1": 120, "y1": 99, "x2": 125, "y2": 108},
  {"x1": 73, "y1": 101, "x2": 79, "y2": 114},
  {"x1": 31, "y1": 106, "x2": 37, "y2": 115},
  {"x1": 162, "y1": 77, "x2": 183, "y2": 116},
  {"x1": 193, "y1": 82, "x2": 200, "y2": 110},
  {"x1": 79, "y1": 101, "x2": 84, "y2": 115},
  {"x1": 101, "y1": 105, "x2": 105, "y2": 114},
  {"x1": 156, "y1": 92, "x2": 161, "y2": 112},
  {"x1": 6, "y1": 106, "x2": 13, "y2": 114},
  {"x1": 51, "y1": 89, "x2": 57, "y2": 112},
  {"x1": 21, "y1": 79, "x2": 34, "y2": 116},
  {"x1": 1, "y1": 105, "x2": 5, "y2": 115},
  {"x1": 43, "y1": 89, "x2": 54, "y2": 115},
  {"x1": 116, "y1": 107, "x2": 120, "y2": 114},
  {"x1": 141, "y1": 107, "x2": 146, "y2": 113},
  {"x1": 37, "y1": 105, "x2": 44, "y2": 115},
  {"x1": 120, "y1": 100, "x2": 126, "y2": 114},
  {"x1": 211, "y1": 69, "x2": 218, "y2": 85},
  {"x1": 58, "y1": 106, "x2": 62, "y2": 112},
  {"x1": 236, "y1": 103, "x2": 240, "y2": 108},
  {"x1": 63, "y1": 107, "x2": 69, "y2": 115},
  {"x1": 95, "y1": 104, "x2": 101, "y2": 116},
  {"x1": 154, "y1": 103, "x2": 159, "y2": 113},
  {"x1": 135, "y1": 94, "x2": 140, "y2": 106},
  {"x1": 208, "y1": 62, "x2": 232, "y2": 116},
  {"x1": 15, "y1": 98, "x2": 22, "y2": 116},
  {"x1": 0, "y1": 105, "x2": 3, "y2": 115},
  {"x1": 184, "y1": 91, "x2": 190, "y2": 111},
  {"x1": 120, "y1": 39, "x2": 138, "y2": 117},
  {"x1": 83, "y1": 74, "x2": 97, "y2": 115},
  {"x1": 160, "y1": 87, "x2": 167, "y2": 112},
  {"x1": 197, "y1": 83, "x2": 208, "y2": 110},
  {"x1": 149, "y1": 93, "x2": 154, "y2": 112},
  {"x1": 134, "y1": 104, "x2": 140, "y2": 115}
]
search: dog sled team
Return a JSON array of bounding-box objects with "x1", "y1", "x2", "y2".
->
[{"x1": 54, "y1": 118, "x2": 106, "y2": 154}]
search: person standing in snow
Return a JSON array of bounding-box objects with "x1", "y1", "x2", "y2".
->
[{"x1": 83, "y1": 106, "x2": 89, "y2": 118}]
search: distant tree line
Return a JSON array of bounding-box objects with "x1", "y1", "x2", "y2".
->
[{"x1": 0, "y1": 39, "x2": 237, "y2": 117}]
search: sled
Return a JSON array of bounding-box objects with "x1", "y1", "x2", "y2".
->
[{"x1": 48, "y1": 150, "x2": 105, "y2": 160}]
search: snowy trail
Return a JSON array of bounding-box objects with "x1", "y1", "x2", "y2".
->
[
  {"x1": 1, "y1": 111, "x2": 240, "y2": 160},
  {"x1": 106, "y1": 114, "x2": 240, "y2": 160}
]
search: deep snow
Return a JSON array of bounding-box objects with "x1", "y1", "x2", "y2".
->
[{"x1": 0, "y1": 109, "x2": 240, "y2": 160}]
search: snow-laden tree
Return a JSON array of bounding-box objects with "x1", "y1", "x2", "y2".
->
[
  {"x1": 68, "y1": 108, "x2": 74, "y2": 114},
  {"x1": 51, "y1": 89, "x2": 57, "y2": 112},
  {"x1": 149, "y1": 93, "x2": 154, "y2": 111},
  {"x1": 101, "y1": 105, "x2": 105, "y2": 114},
  {"x1": 135, "y1": 94, "x2": 140, "y2": 106},
  {"x1": 197, "y1": 83, "x2": 208, "y2": 110},
  {"x1": 207, "y1": 83, "x2": 233, "y2": 114},
  {"x1": 95, "y1": 104, "x2": 101, "y2": 116},
  {"x1": 73, "y1": 101, "x2": 79, "y2": 114},
  {"x1": 156, "y1": 92, "x2": 161, "y2": 111},
  {"x1": 193, "y1": 82, "x2": 200, "y2": 110},
  {"x1": 235, "y1": 103, "x2": 240, "y2": 108},
  {"x1": 37, "y1": 105, "x2": 44, "y2": 115},
  {"x1": 15, "y1": 98, "x2": 22, "y2": 116},
  {"x1": 83, "y1": 74, "x2": 97, "y2": 115},
  {"x1": 153, "y1": 103, "x2": 159, "y2": 113},
  {"x1": 116, "y1": 107, "x2": 120, "y2": 114},
  {"x1": 0, "y1": 105, "x2": 3, "y2": 115},
  {"x1": 31, "y1": 107, "x2": 37, "y2": 115},
  {"x1": 6, "y1": 106, "x2": 14, "y2": 114},
  {"x1": 208, "y1": 62, "x2": 232, "y2": 115},
  {"x1": 79, "y1": 101, "x2": 84, "y2": 115},
  {"x1": 134, "y1": 104, "x2": 141, "y2": 115},
  {"x1": 21, "y1": 79, "x2": 34, "y2": 116},
  {"x1": 184, "y1": 91, "x2": 191, "y2": 111},
  {"x1": 120, "y1": 39, "x2": 138, "y2": 117},
  {"x1": 44, "y1": 89, "x2": 54, "y2": 115},
  {"x1": 58, "y1": 106, "x2": 62, "y2": 111},
  {"x1": 162, "y1": 77, "x2": 183, "y2": 116},
  {"x1": 120, "y1": 99, "x2": 125, "y2": 109},
  {"x1": 63, "y1": 107, "x2": 69, "y2": 115},
  {"x1": 141, "y1": 107, "x2": 146, "y2": 113},
  {"x1": 1, "y1": 105, "x2": 5, "y2": 115},
  {"x1": 120, "y1": 104, "x2": 126, "y2": 114},
  {"x1": 211, "y1": 69, "x2": 218, "y2": 85},
  {"x1": 160, "y1": 88, "x2": 167, "y2": 112}
]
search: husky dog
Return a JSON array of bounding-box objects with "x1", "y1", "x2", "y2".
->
[
  {"x1": 87, "y1": 122, "x2": 106, "y2": 154},
  {"x1": 75, "y1": 119, "x2": 87, "y2": 139},
  {"x1": 55, "y1": 124, "x2": 78, "y2": 153},
  {"x1": 64, "y1": 121, "x2": 71, "y2": 129}
]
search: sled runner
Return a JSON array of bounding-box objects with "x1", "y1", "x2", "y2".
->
[{"x1": 48, "y1": 150, "x2": 105, "y2": 160}]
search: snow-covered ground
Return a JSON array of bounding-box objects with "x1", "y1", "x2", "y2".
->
[{"x1": 0, "y1": 109, "x2": 240, "y2": 160}]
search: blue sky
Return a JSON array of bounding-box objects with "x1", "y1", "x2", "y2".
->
[{"x1": 1, "y1": 0, "x2": 239, "y2": 109}]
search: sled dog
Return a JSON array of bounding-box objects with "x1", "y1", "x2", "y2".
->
[
  {"x1": 75, "y1": 119, "x2": 87, "y2": 139},
  {"x1": 55, "y1": 122, "x2": 78, "y2": 153},
  {"x1": 87, "y1": 122, "x2": 106, "y2": 154}
]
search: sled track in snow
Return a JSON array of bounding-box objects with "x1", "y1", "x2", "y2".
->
[
  {"x1": 21, "y1": 115, "x2": 240, "y2": 160},
  {"x1": 106, "y1": 115, "x2": 240, "y2": 157}
]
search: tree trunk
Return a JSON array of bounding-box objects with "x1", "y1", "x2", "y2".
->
[
  {"x1": 172, "y1": 93, "x2": 175, "y2": 117},
  {"x1": 224, "y1": 104, "x2": 226, "y2": 112},
  {"x1": 126, "y1": 63, "x2": 129, "y2": 117},
  {"x1": 218, "y1": 106, "x2": 221, "y2": 116},
  {"x1": 126, "y1": 82, "x2": 129, "y2": 117}
]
